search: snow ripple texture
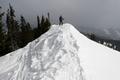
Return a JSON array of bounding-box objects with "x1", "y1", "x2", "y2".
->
[{"x1": 0, "y1": 24, "x2": 84, "y2": 80}]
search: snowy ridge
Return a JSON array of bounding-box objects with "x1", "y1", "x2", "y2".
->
[
  {"x1": 0, "y1": 24, "x2": 83, "y2": 80},
  {"x1": 0, "y1": 23, "x2": 120, "y2": 80}
]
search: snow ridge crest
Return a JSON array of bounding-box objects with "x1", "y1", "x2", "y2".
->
[{"x1": 0, "y1": 23, "x2": 84, "y2": 80}]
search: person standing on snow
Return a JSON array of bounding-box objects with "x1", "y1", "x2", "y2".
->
[{"x1": 59, "y1": 16, "x2": 64, "y2": 25}]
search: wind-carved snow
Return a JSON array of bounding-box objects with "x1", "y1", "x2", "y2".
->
[
  {"x1": 0, "y1": 24, "x2": 84, "y2": 80},
  {"x1": 1, "y1": 23, "x2": 120, "y2": 80}
]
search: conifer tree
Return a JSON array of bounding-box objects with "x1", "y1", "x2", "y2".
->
[
  {"x1": 33, "y1": 16, "x2": 41, "y2": 38},
  {"x1": 20, "y1": 15, "x2": 33, "y2": 47},
  {"x1": 47, "y1": 12, "x2": 51, "y2": 28},
  {"x1": 90, "y1": 33, "x2": 96, "y2": 41},
  {"x1": 37, "y1": 16, "x2": 41, "y2": 29},
  {"x1": 47, "y1": 12, "x2": 50, "y2": 21},
  {"x1": 0, "y1": 7, "x2": 4, "y2": 40},
  {"x1": 20, "y1": 15, "x2": 31, "y2": 32},
  {"x1": 44, "y1": 17, "x2": 51, "y2": 32},
  {"x1": 26, "y1": 22, "x2": 32, "y2": 31},
  {"x1": 40, "y1": 14, "x2": 51, "y2": 34},
  {"x1": 44, "y1": 13, "x2": 51, "y2": 33},
  {"x1": 0, "y1": 6, "x2": 7, "y2": 55},
  {"x1": 40, "y1": 15, "x2": 45, "y2": 34},
  {"x1": 41, "y1": 15, "x2": 45, "y2": 28},
  {"x1": 6, "y1": 4, "x2": 19, "y2": 51}
]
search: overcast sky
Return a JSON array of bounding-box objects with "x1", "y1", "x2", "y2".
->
[{"x1": 1, "y1": 0, "x2": 120, "y2": 29}]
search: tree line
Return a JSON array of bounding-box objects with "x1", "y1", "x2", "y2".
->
[
  {"x1": 0, "y1": 4, "x2": 51, "y2": 56},
  {"x1": 85, "y1": 33, "x2": 119, "y2": 51}
]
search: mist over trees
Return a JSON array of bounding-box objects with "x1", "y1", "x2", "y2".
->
[{"x1": 0, "y1": 4, "x2": 51, "y2": 56}]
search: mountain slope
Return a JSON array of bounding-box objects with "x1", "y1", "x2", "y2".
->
[{"x1": 0, "y1": 23, "x2": 120, "y2": 80}]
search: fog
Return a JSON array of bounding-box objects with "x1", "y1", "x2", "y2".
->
[{"x1": 1, "y1": 0, "x2": 120, "y2": 29}]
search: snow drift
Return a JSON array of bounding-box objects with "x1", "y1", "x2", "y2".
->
[{"x1": 0, "y1": 23, "x2": 120, "y2": 80}]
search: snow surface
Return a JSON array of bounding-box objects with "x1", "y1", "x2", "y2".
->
[{"x1": 0, "y1": 23, "x2": 120, "y2": 80}]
